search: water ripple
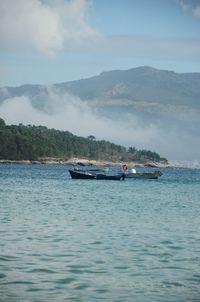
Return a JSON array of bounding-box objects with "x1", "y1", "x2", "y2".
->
[{"x1": 0, "y1": 164, "x2": 200, "y2": 302}]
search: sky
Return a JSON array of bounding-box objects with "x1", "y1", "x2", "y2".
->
[
  {"x1": 0, "y1": 0, "x2": 200, "y2": 163},
  {"x1": 0, "y1": 0, "x2": 200, "y2": 87}
]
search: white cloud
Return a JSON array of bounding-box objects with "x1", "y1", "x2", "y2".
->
[
  {"x1": 176, "y1": 0, "x2": 191, "y2": 11},
  {"x1": 0, "y1": 96, "x2": 46, "y2": 124},
  {"x1": 194, "y1": 6, "x2": 200, "y2": 18},
  {"x1": 0, "y1": 90, "x2": 158, "y2": 146},
  {"x1": 0, "y1": 0, "x2": 98, "y2": 56},
  {"x1": 177, "y1": 0, "x2": 200, "y2": 19},
  {"x1": 0, "y1": 89, "x2": 161, "y2": 153}
]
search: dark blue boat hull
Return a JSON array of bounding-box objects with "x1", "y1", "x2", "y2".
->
[
  {"x1": 69, "y1": 169, "x2": 96, "y2": 179},
  {"x1": 69, "y1": 169, "x2": 124, "y2": 180}
]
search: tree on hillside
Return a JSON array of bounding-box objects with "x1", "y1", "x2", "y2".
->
[
  {"x1": 0, "y1": 122, "x2": 168, "y2": 163},
  {"x1": 0, "y1": 118, "x2": 6, "y2": 129},
  {"x1": 87, "y1": 135, "x2": 96, "y2": 140}
]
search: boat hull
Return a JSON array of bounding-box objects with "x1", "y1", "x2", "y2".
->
[
  {"x1": 69, "y1": 169, "x2": 124, "y2": 180},
  {"x1": 96, "y1": 173, "x2": 123, "y2": 180},
  {"x1": 69, "y1": 169, "x2": 96, "y2": 179},
  {"x1": 125, "y1": 171, "x2": 162, "y2": 179}
]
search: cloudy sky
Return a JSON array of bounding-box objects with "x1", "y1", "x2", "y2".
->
[
  {"x1": 0, "y1": 0, "x2": 200, "y2": 162},
  {"x1": 0, "y1": 0, "x2": 200, "y2": 86}
]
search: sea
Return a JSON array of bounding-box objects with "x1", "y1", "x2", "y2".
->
[{"x1": 0, "y1": 164, "x2": 200, "y2": 302}]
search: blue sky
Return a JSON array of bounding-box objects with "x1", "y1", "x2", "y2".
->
[{"x1": 0, "y1": 0, "x2": 200, "y2": 86}]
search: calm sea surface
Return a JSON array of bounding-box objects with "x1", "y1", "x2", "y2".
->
[{"x1": 0, "y1": 164, "x2": 200, "y2": 302}]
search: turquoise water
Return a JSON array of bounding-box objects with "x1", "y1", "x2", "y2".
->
[{"x1": 0, "y1": 164, "x2": 200, "y2": 302}]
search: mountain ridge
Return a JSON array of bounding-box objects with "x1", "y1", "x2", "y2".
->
[{"x1": 1, "y1": 66, "x2": 200, "y2": 109}]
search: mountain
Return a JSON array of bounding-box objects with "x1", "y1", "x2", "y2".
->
[
  {"x1": 0, "y1": 66, "x2": 200, "y2": 161},
  {"x1": 56, "y1": 66, "x2": 200, "y2": 108},
  {"x1": 1, "y1": 66, "x2": 200, "y2": 108}
]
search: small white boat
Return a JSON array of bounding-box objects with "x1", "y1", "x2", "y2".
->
[{"x1": 123, "y1": 166, "x2": 162, "y2": 179}]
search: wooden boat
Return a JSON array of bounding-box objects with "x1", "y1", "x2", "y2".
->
[
  {"x1": 125, "y1": 169, "x2": 162, "y2": 179},
  {"x1": 69, "y1": 169, "x2": 124, "y2": 180}
]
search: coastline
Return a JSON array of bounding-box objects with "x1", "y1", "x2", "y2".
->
[{"x1": 0, "y1": 157, "x2": 173, "y2": 168}]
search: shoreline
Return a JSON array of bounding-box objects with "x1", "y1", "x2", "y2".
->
[{"x1": 0, "y1": 158, "x2": 174, "y2": 168}]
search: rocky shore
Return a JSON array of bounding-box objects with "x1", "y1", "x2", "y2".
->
[{"x1": 0, "y1": 157, "x2": 173, "y2": 168}]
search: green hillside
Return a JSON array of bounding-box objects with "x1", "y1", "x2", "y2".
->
[{"x1": 0, "y1": 118, "x2": 167, "y2": 163}]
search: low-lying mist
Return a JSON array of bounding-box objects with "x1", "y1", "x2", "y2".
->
[{"x1": 0, "y1": 87, "x2": 199, "y2": 162}]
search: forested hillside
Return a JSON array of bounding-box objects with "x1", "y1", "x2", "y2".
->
[{"x1": 0, "y1": 118, "x2": 167, "y2": 163}]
